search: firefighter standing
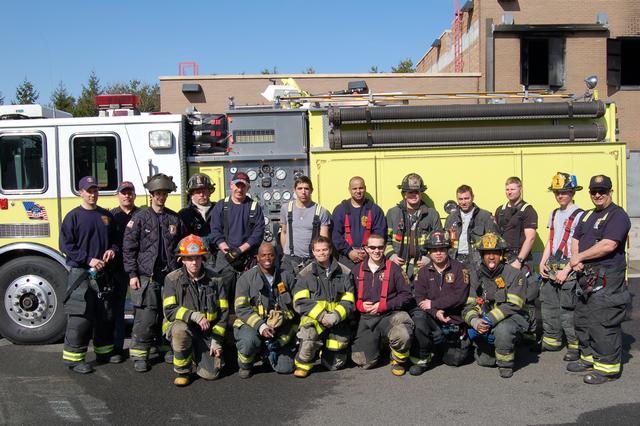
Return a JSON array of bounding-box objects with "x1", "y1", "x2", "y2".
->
[
  {"x1": 463, "y1": 233, "x2": 528, "y2": 378},
  {"x1": 331, "y1": 176, "x2": 387, "y2": 270},
  {"x1": 178, "y1": 173, "x2": 216, "y2": 264},
  {"x1": 568, "y1": 174, "x2": 631, "y2": 384},
  {"x1": 409, "y1": 231, "x2": 472, "y2": 376},
  {"x1": 124, "y1": 173, "x2": 184, "y2": 372},
  {"x1": 385, "y1": 173, "x2": 442, "y2": 281},
  {"x1": 444, "y1": 184, "x2": 498, "y2": 266},
  {"x1": 351, "y1": 233, "x2": 414, "y2": 376},
  {"x1": 538, "y1": 173, "x2": 584, "y2": 360},
  {"x1": 234, "y1": 243, "x2": 298, "y2": 378},
  {"x1": 163, "y1": 235, "x2": 228, "y2": 386},
  {"x1": 292, "y1": 236, "x2": 355, "y2": 378},
  {"x1": 209, "y1": 171, "x2": 265, "y2": 305},
  {"x1": 60, "y1": 176, "x2": 121, "y2": 373},
  {"x1": 110, "y1": 181, "x2": 139, "y2": 356},
  {"x1": 280, "y1": 175, "x2": 331, "y2": 275}
]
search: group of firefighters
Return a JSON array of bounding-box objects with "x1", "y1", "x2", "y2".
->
[{"x1": 59, "y1": 168, "x2": 631, "y2": 387}]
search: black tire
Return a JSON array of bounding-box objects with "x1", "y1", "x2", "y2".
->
[{"x1": 0, "y1": 256, "x2": 68, "y2": 344}]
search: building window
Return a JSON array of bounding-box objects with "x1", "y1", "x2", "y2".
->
[
  {"x1": 71, "y1": 134, "x2": 120, "y2": 192},
  {"x1": 0, "y1": 133, "x2": 46, "y2": 193},
  {"x1": 520, "y1": 37, "x2": 565, "y2": 88},
  {"x1": 608, "y1": 38, "x2": 640, "y2": 88}
]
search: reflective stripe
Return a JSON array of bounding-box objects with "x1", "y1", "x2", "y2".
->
[
  {"x1": 495, "y1": 351, "x2": 514, "y2": 362},
  {"x1": 206, "y1": 312, "x2": 218, "y2": 322},
  {"x1": 334, "y1": 304, "x2": 347, "y2": 321},
  {"x1": 247, "y1": 313, "x2": 262, "y2": 328},
  {"x1": 594, "y1": 361, "x2": 620, "y2": 374},
  {"x1": 464, "y1": 309, "x2": 479, "y2": 324},
  {"x1": 410, "y1": 355, "x2": 432, "y2": 366},
  {"x1": 212, "y1": 324, "x2": 226, "y2": 337},
  {"x1": 62, "y1": 350, "x2": 85, "y2": 362},
  {"x1": 340, "y1": 292, "x2": 355, "y2": 303},
  {"x1": 567, "y1": 341, "x2": 579, "y2": 350},
  {"x1": 176, "y1": 306, "x2": 189, "y2": 321},
  {"x1": 542, "y1": 336, "x2": 562, "y2": 347},
  {"x1": 488, "y1": 307, "x2": 505, "y2": 322},
  {"x1": 235, "y1": 296, "x2": 249, "y2": 307},
  {"x1": 173, "y1": 354, "x2": 193, "y2": 368},
  {"x1": 465, "y1": 297, "x2": 476, "y2": 305},
  {"x1": 162, "y1": 319, "x2": 171, "y2": 334},
  {"x1": 307, "y1": 302, "x2": 326, "y2": 320},
  {"x1": 233, "y1": 318, "x2": 244, "y2": 328},
  {"x1": 300, "y1": 316, "x2": 323, "y2": 335},
  {"x1": 384, "y1": 244, "x2": 394, "y2": 256},
  {"x1": 293, "y1": 289, "x2": 311, "y2": 303},
  {"x1": 237, "y1": 351, "x2": 255, "y2": 364},
  {"x1": 278, "y1": 325, "x2": 298, "y2": 346},
  {"x1": 94, "y1": 344, "x2": 114, "y2": 355},
  {"x1": 506, "y1": 293, "x2": 524, "y2": 309},
  {"x1": 163, "y1": 295, "x2": 177, "y2": 307},
  {"x1": 580, "y1": 354, "x2": 594, "y2": 364},
  {"x1": 325, "y1": 338, "x2": 348, "y2": 351},
  {"x1": 390, "y1": 348, "x2": 409, "y2": 361},
  {"x1": 129, "y1": 348, "x2": 149, "y2": 358},
  {"x1": 218, "y1": 299, "x2": 229, "y2": 309},
  {"x1": 294, "y1": 359, "x2": 314, "y2": 371}
]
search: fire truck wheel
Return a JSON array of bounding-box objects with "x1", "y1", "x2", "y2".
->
[{"x1": 0, "y1": 256, "x2": 67, "y2": 345}]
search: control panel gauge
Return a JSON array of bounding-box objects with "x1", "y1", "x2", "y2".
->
[
  {"x1": 261, "y1": 164, "x2": 272, "y2": 174},
  {"x1": 282, "y1": 191, "x2": 291, "y2": 200},
  {"x1": 247, "y1": 170, "x2": 258, "y2": 181},
  {"x1": 275, "y1": 169, "x2": 287, "y2": 180},
  {"x1": 262, "y1": 192, "x2": 272, "y2": 201},
  {"x1": 230, "y1": 167, "x2": 238, "y2": 174},
  {"x1": 272, "y1": 191, "x2": 281, "y2": 201}
]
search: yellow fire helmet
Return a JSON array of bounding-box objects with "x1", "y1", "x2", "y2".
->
[
  {"x1": 548, "y1": 172, "x2": 583, "y2": 192},
  {"x1": 475, "y1": 232, "x2": 508, "y2": 252}
]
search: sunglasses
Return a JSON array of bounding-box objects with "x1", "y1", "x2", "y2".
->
[
  {"x1": 367, "y1": 245, "x2": 385, "y2": 251},
  {"x1": 589, "y1": 189, "x2": 609, "y2": 196}
]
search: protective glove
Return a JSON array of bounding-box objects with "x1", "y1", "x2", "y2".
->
[
  {"x1": 482, "y1": 315, "x2": 494, "y2": 329},
  {"x1": 432, "y1": 328, "x2": 445, "y2": 345},
  {"x1": 323, "y1": 312, "x2": 340, "y2": 328},
  {"x1": 468, "y1": 327, "x2": 479, "y2": 341},
  {"x1": 225, "y1": 248, "x2": 242, "y2": 264}
]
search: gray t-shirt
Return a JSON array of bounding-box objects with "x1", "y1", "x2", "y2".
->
[
  {"x1": 280, "y1": 201, "x2": 331, "y2": 257},
  {"x1": 458, "y1": 208, "x2": 474, "y2": 255},
  {"x1": 547, "y1": 204, "x2": 583, "y2": 257}
]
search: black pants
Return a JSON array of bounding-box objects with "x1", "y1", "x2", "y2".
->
[
  {"x1": 112, "y1": 269, "x2": 128, "y2": 353},
  {"x1": 63, "y1": 268, "x2": 115, "y2": 363},
  {"x1": 410, "y1": 308, "x2": 471, "y2": 367},
  {"x1": 351, "y1": 311, "x2": 413, "y2": 366}
]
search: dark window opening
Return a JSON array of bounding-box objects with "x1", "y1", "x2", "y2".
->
[
  {"x1": 621, "y1": 39, "x2": 640, "y2": 86},
  {"x1": 72, "y1": 135, "x2": 120, "y2": 192},
  {"x1": 0, "y1": 134, "x2": 45, "y2": 192},
  {"x1": 521, "y1": 37, "x2": 565, "y2": 88}
]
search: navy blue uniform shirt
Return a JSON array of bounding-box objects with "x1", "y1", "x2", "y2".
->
[
  {"x1": 574, "y1": 203, "x2": 630, "y2": 267},
  {"x1": 209, "y1": 197, "x2": 265, "y2": 250},
  {"x1": 60, "y1": 206, "x2": 118, "y2": 268},
  {"x1": 332, "y1": 200, "x2": 387, "y2": 256}
]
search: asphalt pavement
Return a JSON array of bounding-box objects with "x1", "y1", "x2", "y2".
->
[{"x1": 0, "y1": 278, "x2": 638, "y2": 425}]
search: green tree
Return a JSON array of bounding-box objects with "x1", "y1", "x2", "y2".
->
[
  {"x1": 74, "y1": 70, "x2": 101, "y2": 117},
  {"x1": 104, "y1": 79, "x2": 160, "y2": 112},
  {"x1": 391, "y1": 59, "x2": 415, "y2": 73},
  {"x1": 13, "y1": 78, "x2": 39, "y2": 104},
  {"x1": 260, "y1": 66, "x2": 278, "y2": 75},
  {"x1": 369, "y1": 65, "x2": 381, "y2": 73},
  {"x1": 303, "y1": 66, "x2": 316, "y2": 74},
  {"x1": 0, "y1": 91, "x2": 4, "y2": 105},
  {"x1": 50, "y1": 81, "x2": 76, "y2": 113}
]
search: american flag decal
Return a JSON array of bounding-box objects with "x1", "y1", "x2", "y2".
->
[{"x1": 23, "y1": 201, "x2": 49, "y2": 221}]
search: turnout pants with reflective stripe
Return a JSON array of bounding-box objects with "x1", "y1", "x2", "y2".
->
[
  {"x1": 130, "y1": 273, "x2": 166, "y2": 360},
  {"x1": 351, "y1": 311, "x2": 414, "y2": 367},
  {"x1": 474, "y1": 314, "x2": 527, "y2": 369},
  {"x1": 295, "y1": 322, "x2": 351, "y2": 372},
  {"x1": 234, "y1": 324, "x2": 296, "y2": 374},
  {"x1": 410, "y1": 308, "x2": 471, "y2": 367},
  {"x1": 540, "y1": 279, "x2": 578, "y2": 352},
  {"x1": 112, "y1": 269, "x2": 129, "y2": 353},
  {"x1": 167, "y1": 321, "x2": 223, "y2": 379},
  {"x1": 574, "y1": 267, "x2": 629, "y2": 377},
  {"x1": 63, "y1": 268, "x2": 115, "y2": 363}
]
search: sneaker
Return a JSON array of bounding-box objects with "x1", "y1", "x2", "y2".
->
[
  {"x1": 173, "y1": 374, "x2": 191, "y2": 387},
  {"x1": 584, "y1": 372, "x2": 619, "y2": 385},
  {"x1": 563, "y1": 350, "x2": 580, "y2": 362},
  {"x1": 409, "y1": 364, "x2": 428, "y2": 376},
  {"x1": 238, "y1": 368, "x2": 252, "y2": 379},
  {"x1": 66, "y1": 362, "x2": 94, "y2": 374},
  {"x1": 97, "y1": 353, "x2": 124, "y2": 364},
  {"x1": 293, "y1": 368, "x2": 309, "y2": 378},
  {"x1": 567, "y1": 361, "x2": 593, "y2": 373},
  {"x1": 390, "y1": 360, "x2": 406, "y2": 376},
  {"x1": 499, "y1": 368, "x2": 513, "y2": 378},
  {"x1": 134, "y1": 360, "x2": 149, "y2": 373},
  {"x1": 164, "y1": 351, "x2": 174, "y2": 364}
]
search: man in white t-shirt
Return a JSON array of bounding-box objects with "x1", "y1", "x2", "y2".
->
[
  {"x1": 538, "y1": 172, "x2": 584, "y2": 361},
  {"x1": 279, "y1": 175, "x2": 331, "y2": 274}
]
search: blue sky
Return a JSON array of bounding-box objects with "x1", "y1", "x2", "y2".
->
[{"x1": 1, "y1": 1, "x2": 452, "y2": 104}]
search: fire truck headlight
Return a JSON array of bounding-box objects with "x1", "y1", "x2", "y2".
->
[{"x1": 149, "y1": 130, "x2": 173, "y2": 149}]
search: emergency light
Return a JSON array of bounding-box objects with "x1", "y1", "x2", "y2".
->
[{"x1": 149, "y1": 130, "x2": 173, "y2": 149}]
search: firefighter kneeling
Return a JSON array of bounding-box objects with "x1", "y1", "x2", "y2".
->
[
  {"x1": 162, "y1": 235, "x2": 229, "y2": 386},
  {"x1": 463, "y1": 233, "x2": 529, "y2": 378},
  {"x1": 351, "y1": 233, "x2": 415, "y2": 376},
  {"x1": 409, "y1": 230, "x2": 472, "y2": 376},
  {"x1": 292, "y1": 236, "x2": 355, "y2": 378},
  {"x1": 234, "y1": 243, "x2": 298, "y2": 378}
]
